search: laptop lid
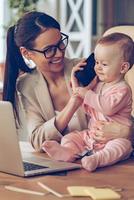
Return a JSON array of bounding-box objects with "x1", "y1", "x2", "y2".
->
[{"x1": 0, "y1": 101, "x2": 81, "y2": 177}]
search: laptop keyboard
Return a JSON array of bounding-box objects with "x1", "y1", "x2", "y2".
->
[{"x1": 23, "y1": 162, "x2": 48, "y2": 171}]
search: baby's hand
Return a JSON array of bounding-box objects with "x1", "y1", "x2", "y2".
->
[
  {"x1": 73, "y1": 87, "x2": 88, "y2": 99},
  {"x1": 70, "y1": 92, "x2": 83, "y2": 106}
]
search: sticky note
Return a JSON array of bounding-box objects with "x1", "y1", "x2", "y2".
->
[
  {"x1": 67, "y1": 186, "x2": 95, "y2": 196},
  {"x1": 84, "y1": 187, "x2": 121, "y2": 200}
]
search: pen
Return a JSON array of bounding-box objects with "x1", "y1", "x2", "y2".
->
[
  {"x1": 38, "y1": 181, "x2": 63, "y2": 197},
  {"x1": 38, "y1": 181, "x2": 70, "y2": 198},
  {"x1": 5, "y1": 185, "x2": 45, "y2": 196}
]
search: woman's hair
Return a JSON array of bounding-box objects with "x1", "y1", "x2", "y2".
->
[
  {"x1": 96, "y1": 32, "x2": 134, "y2": 68},
  {"x1": 3, "y1": 11, "x2": 61, "y2": 112}
]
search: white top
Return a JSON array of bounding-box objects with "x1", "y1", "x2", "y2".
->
[
  {"x1": 55, "y1": 110, "x2": 81, "y2": 133},
  {"x1": 0, "y1": 81, "x2": 3, "y2": 93}
]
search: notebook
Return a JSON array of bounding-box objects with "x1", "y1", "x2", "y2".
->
[{"x1": 0, "y1": 101, "x2": 81, "y2": 177}]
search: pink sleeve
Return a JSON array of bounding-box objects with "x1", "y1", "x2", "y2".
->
[{"x1": 83, "y1": 86, "x2": 132, "y2": 116}]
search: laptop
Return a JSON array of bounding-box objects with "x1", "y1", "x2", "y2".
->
[{"x1": 0, "y1": 101, "x2": 81, "y2": 177}]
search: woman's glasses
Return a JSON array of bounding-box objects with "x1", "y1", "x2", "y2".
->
[{"x1": 29, "y1": 32, "x2": 69, "y2": 58}]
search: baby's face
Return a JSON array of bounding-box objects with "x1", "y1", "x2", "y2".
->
[{"x1": 94, "y1": 43, "x2": 125, "y2": 83}]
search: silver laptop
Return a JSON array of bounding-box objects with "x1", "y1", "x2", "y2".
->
[{"x1": 0, "y1": 101, "x2": 81, "y2": 177}]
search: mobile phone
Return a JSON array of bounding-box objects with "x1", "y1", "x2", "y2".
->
[{"x1": 75, "y1": 53, "x2": 96, "y2": 86}]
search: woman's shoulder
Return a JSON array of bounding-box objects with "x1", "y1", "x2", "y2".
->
[{"x1": 17, "y1": 68, "x2": 39, "y2": 92}]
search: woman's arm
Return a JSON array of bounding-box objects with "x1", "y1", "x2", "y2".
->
[
  {"x1": 55, "y1": 93, "x2": 83, "y2": 132},
  {"x1": 19, "y1": 93, "x2": 83, "y2": 151}
]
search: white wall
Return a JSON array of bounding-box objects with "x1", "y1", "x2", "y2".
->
[
  {"x1": 59, "y1": 0, "x2": 92, "y2": 58},
  {"x1": 37, "y1": 0, "x2": 57, "y2": 18},
  {"x1": 0, "y1": 0, "x2": 6, "y2": 62},
  {"x1": 0, "y1": 0, "x2": 10, "y2": 63}
]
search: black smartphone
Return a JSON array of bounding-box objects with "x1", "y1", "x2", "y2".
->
[{"x1": 75, "y1": 53, "x2": 96, "y2": 86}]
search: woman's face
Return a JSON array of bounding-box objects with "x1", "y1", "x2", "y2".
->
[{"x1": 28, "y1": 28, "x2": 66, "y2": 74}]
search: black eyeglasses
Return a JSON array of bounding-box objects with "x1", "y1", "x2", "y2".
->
[{"x1": 29, "y1": 32, "x2": 69, "y2": 58}]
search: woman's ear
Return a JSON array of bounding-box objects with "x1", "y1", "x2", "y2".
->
[
  {"x1": 20, "y1": 46, "x2": 32, "y2": 60},
  {"x1": 20, "y1": 47, "x2": 36, "y2": 68},
  {"x1": 120, "y1": 62, "x2": 130, "y2": 74}
]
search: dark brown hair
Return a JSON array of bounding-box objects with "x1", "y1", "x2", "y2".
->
[{"x1": 3, "y1": 11, "x2": 60, "y2": 112}]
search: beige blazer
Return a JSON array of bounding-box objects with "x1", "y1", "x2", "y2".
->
[{"x1": 17, "y1": 58, "x2": 88, "y2": 151}]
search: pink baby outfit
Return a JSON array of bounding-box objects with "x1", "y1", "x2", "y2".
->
[{"x1": 61, "y1": 80, "x2": 133, "y2": 171}]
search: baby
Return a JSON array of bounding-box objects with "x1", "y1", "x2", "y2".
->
[{"x1": 42, "y1": 32, "x2": 134, "y2": 172}]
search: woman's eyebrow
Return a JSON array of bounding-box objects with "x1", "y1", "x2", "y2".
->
[{"x1": 41, "y1": 36, "x2": 62, "y2": 50}]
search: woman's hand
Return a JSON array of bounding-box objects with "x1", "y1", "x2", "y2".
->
[
  {"x1": 71, "y1": 59, "x2": 86, "y2": 92},
  {"x1": 92, "y1": 120, "x2": 128, "y2": 143}
]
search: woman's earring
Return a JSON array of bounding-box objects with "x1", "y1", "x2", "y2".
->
[{"x1": 23, "y1": 57, "x2": 36, "y2": 69}]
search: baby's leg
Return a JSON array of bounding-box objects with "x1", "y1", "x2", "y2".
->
[
  {"x1": 81, "y1": 138, "x2": 132, "y2": 172},
  {"x1": 42, "y1": 131, "x2": 85, "y2": 162}
]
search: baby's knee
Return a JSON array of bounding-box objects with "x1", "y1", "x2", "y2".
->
[
  {"x1": 114, "y1": 138, "x2": 132, "y2": 147},
  {"x1": 106, "y1": 138, "x2": 133, "y2": 154}
]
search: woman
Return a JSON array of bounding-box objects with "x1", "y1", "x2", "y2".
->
[{"x1": 3, "y1": 11, "x2": 132, "y2": 151}]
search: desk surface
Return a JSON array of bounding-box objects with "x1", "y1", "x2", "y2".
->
[{"x1": 0, "y1": 143, "x2": 134, "y2": 200}]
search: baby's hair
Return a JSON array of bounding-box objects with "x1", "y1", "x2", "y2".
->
[{"x1": 97, "y1": 32, "x2": 134, "y2": 68}]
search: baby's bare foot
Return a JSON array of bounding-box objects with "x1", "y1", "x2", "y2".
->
[{"x1": 42, "y1": 141, "x2": 75, "y2": 162}]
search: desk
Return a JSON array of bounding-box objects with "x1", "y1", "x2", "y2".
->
[{"x1": 0, "y1": 143, "x2": 134, "y2": 200}]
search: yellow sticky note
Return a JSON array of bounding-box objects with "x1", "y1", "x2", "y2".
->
[
  {"x1": 84, "y1": 187, "x2": 121, "y2": 200},
  {"x1": 67, "y1": 186, "x2": 95, "y2": 196}
]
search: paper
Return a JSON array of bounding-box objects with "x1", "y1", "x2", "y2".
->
[
  {"x1": 67, "y1": 186, "x2": 121, "y2": 199},
  {"x1": 67, "y1": 186, "x2": 95, "y2": 196},
  {"x1": 85, "y1": 187, "x2": 121, "y2": 200}
]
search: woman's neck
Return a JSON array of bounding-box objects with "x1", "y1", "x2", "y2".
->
[{"x1": 41, "y1": 70, "x2": 64, "y2": 86}]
